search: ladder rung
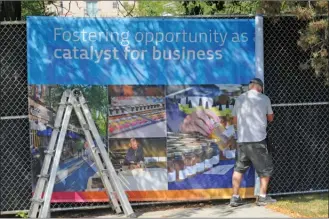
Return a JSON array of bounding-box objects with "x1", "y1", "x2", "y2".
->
[
  {"x1": 91, "y1": 146, "x2": 100, "y2": 153},
  {"x1": 44, "y1": 150, "x2": 55, "y2": 155},
  {"x1": 101, "y1": 169, "x2": 109, "y2": 175},
  {"x1": 100, "y1": 169, "x2": 115, "y2": 177},
  {"x1": 82, "y1": 124, "x2": 89, "y2": 130},
  {"x1": 37, "y1": 174, "x2": 49, "y2": 179},
  {"x1": 31, "y1": 198, "x2": 44, "y2": 204}
]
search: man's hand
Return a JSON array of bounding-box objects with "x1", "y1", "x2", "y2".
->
[
  {"x1": 180, "y1": 109, "x2": 220, "y2": 136},
  {"x1": 232, "y1": 116, "x2": 237, "y2": 126},
  {"x1": 267, "y1": 114, "x2": 274, "y2": 122},
  {"x1": 226, "y1": 137, "x2": 237, "y2": 149}
]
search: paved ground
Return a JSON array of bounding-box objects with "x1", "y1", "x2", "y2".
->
[
  {"x1": 52, "y1": 199, "x2": 290, "y2": 218},
  {"x1": 91, "y1": 204, "x2": 289, "y2": 218}
]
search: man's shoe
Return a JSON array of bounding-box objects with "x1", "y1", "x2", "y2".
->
[
  {"x1": 256, "y1": 196, "x2": 277, "y2": 206},
  {"x1": 229, "y1": 196, "x2": 244, "y2": 207}
]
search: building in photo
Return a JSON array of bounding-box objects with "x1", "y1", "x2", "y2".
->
[{"x1": 47, "y1": 1, "x2": 136, "y2": 17}]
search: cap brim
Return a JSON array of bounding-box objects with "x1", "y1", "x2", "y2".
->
[{"x1": 250, "y1": 80, "x2": 263, "y2": 87}]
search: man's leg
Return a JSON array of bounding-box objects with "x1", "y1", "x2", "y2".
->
[
  {"x1": 260, "y1": 176, "x2": 270, "y2": 196},
  {"x1": 256, "y1": 175, "x2": 276, "y2": 206},
  {"x1": 232, "y1": 171, "x2": 244, "y2": 196},
  {"x1": 230, "y1": 171, "x2": 245, "y2": 207},
  {"x1": 230, "y1": 144, "x2": 250, "y2": 207},
  {"x1": 248, "y1": 141, "x2": 276, "y2": 206}
]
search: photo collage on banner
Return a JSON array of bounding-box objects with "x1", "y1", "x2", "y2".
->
[
  {"x1": 27, "y1": 17, "x2": 257, "y2": 202},
  {"x1": 107, "y1": 85, "x2": 168, "y2": 191},
  {"x1": 166, "y1": 85, "x2": 255, "y2": 190}
]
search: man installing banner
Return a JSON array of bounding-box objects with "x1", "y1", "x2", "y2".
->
[{"x1": 230, "y1": 78, "x2": 276, "y2": 207}]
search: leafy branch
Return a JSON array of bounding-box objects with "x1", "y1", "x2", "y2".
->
[
  {"x1": 296, "y1": 0, "x2": 329, "y2": 85},
  {"x1": 118, "y1": 0, "x2": 136, "y2": 17},
  {"x1": 65, "y1": 1, "x2": 72, "y2": 17}
]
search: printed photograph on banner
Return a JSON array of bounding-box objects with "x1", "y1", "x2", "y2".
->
[
  {"x1": 108, "y1": 85, "x2": 166, "y2": 138},
  {"x1": 104, "y1": 138, "x2": 168, "y2": 191},
  {"x1": 29, "y1": 85, "x2": 108, "y2": 192},
  {"x1": 165, "y1": 84, "x2": 255, "y2": 190}
]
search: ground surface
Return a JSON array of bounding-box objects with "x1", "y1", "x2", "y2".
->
[
  {"x1": 3, "y1": 194, "x2": 327, "y2": 218},
  {"x1": 51, "y1": 199, "x2": 289, "y2": 218}
]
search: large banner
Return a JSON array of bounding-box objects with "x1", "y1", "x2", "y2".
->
[{"x1": 27, "y1": 17, "x2": 257, "y2": 202}]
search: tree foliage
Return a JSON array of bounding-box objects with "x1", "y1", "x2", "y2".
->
[
  {"x1": 120, "y1": 1, "x2": 184, "y2": 17},
  {"x1": 180, "y1": 1, "x2": 308, "y2": 16},
  {"x1": 296, "y1": 0, "x2": 329, "y2": 85},
  {"x1": 182, "y1": 1, "x2": 259, "y2": 15},
  {"x1": 21, "y1": 1, "x2": 50, "y2": 18}
]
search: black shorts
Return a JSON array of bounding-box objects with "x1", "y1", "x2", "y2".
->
[{"x1": 234, "y1": 140, "x2": 274, "y2": 177}]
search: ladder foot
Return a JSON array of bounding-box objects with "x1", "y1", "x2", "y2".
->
[{"x1": 127, "y1": 213, "x2": 137, "y2": 218}]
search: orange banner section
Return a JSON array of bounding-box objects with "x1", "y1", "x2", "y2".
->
[
  {"x1": 51, "y1": 188, "x2": 255, "y2": 203},
  {"x1": 127, "y1": 188, "x2": 255, "y2": 201}
]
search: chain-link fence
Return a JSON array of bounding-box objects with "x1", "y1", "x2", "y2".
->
[
  {"x1": 1, "y1": 15, "x2": 328, "y2": 214},
  {"x1": 264, "y1": 16, "x2": 329, "y2": 195},
  {"x1": 0, "y1": 21, "x2": 31, "y2": 213}
]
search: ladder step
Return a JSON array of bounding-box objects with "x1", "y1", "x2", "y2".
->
[
  {"x1": 44, "y1": 150, "x2": 55, "y2": 155},
  {"x1": 91, "y1": 146, "x2": 100, "y2": 153},
  {"x1": 100, "y1": 169, "x2": 116, "y2": 177},
  {"x1": 37, "y1": 174, "x2": 49, "y2": 179},
  {"x1": 31, "y1": 198, "x2": 44, "y2": 204},
  {"x1": 72, "y1": 102, "x2": 81, "y2": 106},
  {"x1": 101, "y1": 169, "x2": 109, "y2": 175},
  {"x1": 82, "y1": 124, "x2": 90, "y2": 130}
]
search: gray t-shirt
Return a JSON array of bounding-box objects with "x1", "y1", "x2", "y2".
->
[{"x1": 232, "y1": 89, "x2": 273, "y2": 143}]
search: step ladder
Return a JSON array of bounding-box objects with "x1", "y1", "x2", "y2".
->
[{"x1": 28, "y1": 89, "x2": 136, "y2": 218}]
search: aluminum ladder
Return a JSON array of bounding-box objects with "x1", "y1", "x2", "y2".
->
[{"x1": 28, "y1": 89, "x2": 136, "y2": 218}]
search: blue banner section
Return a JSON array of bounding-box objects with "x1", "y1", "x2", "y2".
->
[{"x1": 27, "y1": 17, "x2": 255, "y2": 85}]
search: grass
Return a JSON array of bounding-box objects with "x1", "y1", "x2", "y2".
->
[{"x1": 266, "y1": 193, "x2": 328, "y2": 218}]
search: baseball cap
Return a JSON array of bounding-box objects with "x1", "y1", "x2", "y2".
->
[{"x1": 250, "y1": 78, "x2": 264, "y2": 87}]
